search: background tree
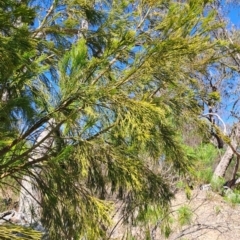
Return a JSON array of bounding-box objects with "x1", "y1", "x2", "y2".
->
[{"x1": 190, "y1": 0, "x2": 240, "y2": 185}]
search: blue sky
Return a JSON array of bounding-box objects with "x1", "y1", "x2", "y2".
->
[{"x1": 226, "y1": 3, "x2": 240, "y2": 28}]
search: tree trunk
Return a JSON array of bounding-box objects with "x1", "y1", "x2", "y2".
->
[
  {"x1": 213, "y1": 145, "x2": 235, "y2": 178},
  {"x1": 213, "y1": 123, "x2": 240, "y2": 178},
  {"x1": 18, "y1": 119, "x2": 55, "y2": 226}
]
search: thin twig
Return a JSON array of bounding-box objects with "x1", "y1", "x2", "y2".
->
[
  {"x1": 137, "y1": 7, "x2": 152, "y2": 29},
  {"x1": 202, "y1": 112, "x2": 227, "y2": 135},
  {"x1": 33, "y1": 0, "x2": 56, "y2": 38},
  {"x1": 91, "y1": 56, "x2": 119, "y2": 85}
]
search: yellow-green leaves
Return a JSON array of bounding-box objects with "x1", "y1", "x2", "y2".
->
[
  {"x1": 208, "y1": 91, "x2": 221, "y2": 102},
  {"x1": 63, "y1": 18, "x2": 79, "y2": 28},
  {"x1": 0, "y1": 225, "x2": 42, "y2": 240},
  {"x1": 59, "y1": 38, "x2": 88, "y2": 76},
  {"x1": 0, "y1": 0, "x2": 233, "y2": 239},
  {"x1": 59, "y1": 39, "x2": 88, "y2": 99},
  {"x1": 177, "y1": 205, "x2": 193, "y2": 226},
  {"x1": 71, "y1": 39, "x2": 88, "y2": 69}
]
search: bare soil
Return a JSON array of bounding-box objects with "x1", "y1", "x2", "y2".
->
[{"x1": 109, "y1": 189, "x2": 240, "y2": 240}]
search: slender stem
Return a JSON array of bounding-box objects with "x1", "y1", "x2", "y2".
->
[
  {"x1": 86, "y1": 124, "x2": 115, "y2": 141},
  {"x1": 32, "y1": 0, "x2": 56, "y2": 37},
  {"x1": 91, "y1": 56, "x2": 119, "y2": 85},
  {"x1": 202, "y1": 112, "x2": 227, "y2": 134},
  {"x1": 137, "y1": 7, "x2": 152, "y2": 29}
]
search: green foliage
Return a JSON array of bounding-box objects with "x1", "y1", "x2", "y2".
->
[
  {"x1": 162, "y1": 223, "x2": 172, "y2": 239},
  {"x1": 134, "y1": 204, "x2": 173, "y2": 239},
  {"x1": 211, "y1": 177, "x2": 226, "y2": 193},
  {"x1": 214, "y1": 205, "x2": 221, "y2": 215},
  {"x1": 208, "y1": 91, "x2": 221, "y2": 103},
  {"x1": 0, "y1": 225, "x2": 42, "y2": 240},
  {"x1": 0, "y1": 0, "x2": 233, "y2": 239},
  {"x1": 224, "y1": 189, "x2": 240, "y2": 206},
  {"x1": 185, "y1": 185, "x2": 192, "y2": 200},
  {"x1": 189, "y1": 144, "x2": 220, "y2": 184},
  {"x1": 177, "y1": 205, "x2": 193, "y2": 226}
]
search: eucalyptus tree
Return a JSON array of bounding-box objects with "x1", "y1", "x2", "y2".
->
[
  {"x1": 190, "y1": 0, "x2": 240, "y2": 184},
  {"x1": 0, "y1": 0, "x2": 228, "y2": 239}
]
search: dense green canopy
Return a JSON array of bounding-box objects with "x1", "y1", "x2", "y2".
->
[{"x1": 0, "y1": 0, "x2": 239, "y2": 239}]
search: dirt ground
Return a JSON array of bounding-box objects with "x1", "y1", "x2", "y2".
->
[
  {"x1": 169, "y1": 189, "x2": 240, "y2": 240},
  {"x1": 109, "y1": 189, "x2": 240, "y2": 240},
  {"x1": 1, "y1": 186, "x2": 240, "y2": 239}
]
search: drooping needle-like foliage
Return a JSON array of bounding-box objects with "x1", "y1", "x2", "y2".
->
[{"x1": 0, "y1": 0, "x2": 229, "y2": 239}]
